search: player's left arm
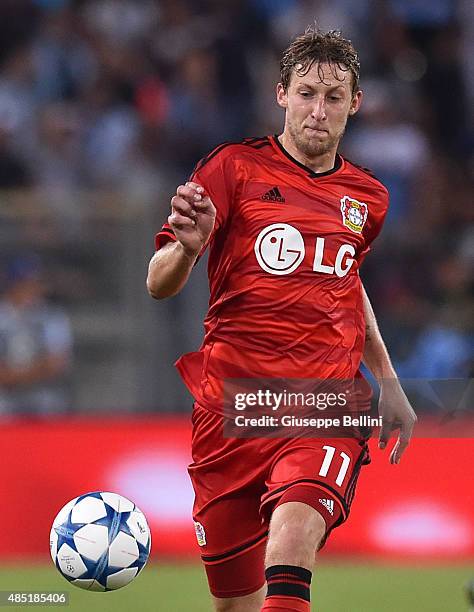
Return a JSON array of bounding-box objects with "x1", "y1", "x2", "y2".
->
[{"x1": 361, "y1": 284, "x2": 417, "y2": 464}]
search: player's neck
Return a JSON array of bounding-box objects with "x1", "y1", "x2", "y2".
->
[{"x1": 278, "y1": 133, "x2": 338, "y2": 174}]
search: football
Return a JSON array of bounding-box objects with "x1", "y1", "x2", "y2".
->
[{"x1": 50, "y1": 491, "x2": 151, "y2": 591}]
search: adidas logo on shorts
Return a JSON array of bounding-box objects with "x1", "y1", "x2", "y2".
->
[{"x1": 319, "y1": 498, "x2": 335, "y2": 516}]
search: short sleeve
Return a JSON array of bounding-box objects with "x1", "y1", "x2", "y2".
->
[
  {"x1": 358, "y1": 186, "x2": 389, "y2": 267},
  {"x1": 154, "y1": 144, "x2": 236, "y2": 251},
  {"x1": 155, "y1": 222, "x2": 176, "y2": 251}
]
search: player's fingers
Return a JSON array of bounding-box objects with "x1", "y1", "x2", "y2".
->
[
  {"x1": 185, "y1": 181, "x2": 204, "y2": 193},
  {"x1": 391, "y1": 441, "x2": 409, "y2": 465},
  {"x1": 192, "y1": 195, "x2": 216, "y2": 214},
  {"x1": 389, "y1": 438, "x2": 409, "y2": 464},
  {"x1": 171, "y1": 196, "x2": 197, "y2": 218},
  {"x1": 390, "y1": 417, "x2": 416, "y2": 464},
  {"x1": 389, "y1": 441, "x2": 400, "y2": 465},
  {"x1": 177, "y1": 184, "x2": 204, "y2": 202},
  {"x1": 378, "y1": 419, "x2": 395, "y2": 450},
  {"x1": 168, "y1": 213, "x2": 196, "y2": 229}
]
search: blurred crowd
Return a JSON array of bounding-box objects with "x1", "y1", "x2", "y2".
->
[{"x1": 0, "y1": 0, "x2": 472, "y2": 414}]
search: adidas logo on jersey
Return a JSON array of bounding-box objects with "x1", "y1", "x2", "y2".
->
[
  {"x1": 319, "y1": 498, "x2": 334, "y2": 515},
  {"x1": 261, "y1": 187, "x2": 285, "y2": 203}
]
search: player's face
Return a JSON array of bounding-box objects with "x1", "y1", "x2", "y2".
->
[{"x1": 277, "y1": 62, "x2": 362, "y2": 159}]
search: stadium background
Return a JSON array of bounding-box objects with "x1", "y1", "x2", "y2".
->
[{"x1": 0, "y1": 1, "x2": 472, "y2": 610}]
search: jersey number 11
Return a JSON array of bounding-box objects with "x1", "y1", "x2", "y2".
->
[{"x1": 318, "y1": 445, "x2": 351, "y2": 486}]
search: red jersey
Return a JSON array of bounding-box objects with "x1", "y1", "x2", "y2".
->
[{"x1": 155, "y1": 136, "x2": 389, "y2": 413}]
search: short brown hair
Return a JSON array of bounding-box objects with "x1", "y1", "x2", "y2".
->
[{"x1": 280, "y1": 26, "x2": 360, "y2": 95}]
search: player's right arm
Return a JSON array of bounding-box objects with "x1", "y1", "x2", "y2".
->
[{"x1": 146, "y1": 182, "x2": 216, "y2": 299}]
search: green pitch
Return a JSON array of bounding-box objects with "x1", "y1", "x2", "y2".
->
[{"x1": 0, "y1": 562, "x2": 471, "y2": 611}]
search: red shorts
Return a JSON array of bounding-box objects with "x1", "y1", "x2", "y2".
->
[{"x1": 188, "y1": 403, "x2": 370, "y2": 598}]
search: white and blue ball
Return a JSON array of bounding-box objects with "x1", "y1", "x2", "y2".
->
[{"x1": 50, "y1": 492, "x2": 151, "y2": 591}]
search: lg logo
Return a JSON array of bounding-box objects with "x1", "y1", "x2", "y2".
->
[
  {"x1": 254, "y1": 223, "x2": 305, "y2": 275},
  {"x1": 254, "y1": 223, "x2": 356, "y2": 277}
]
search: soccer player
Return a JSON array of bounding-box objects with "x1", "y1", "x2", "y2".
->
[{"x1": 147, "y1": 27, "x2": 417, "y2": 612}]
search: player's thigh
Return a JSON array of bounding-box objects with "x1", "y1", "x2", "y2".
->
[
  {"x1": 211, "y1": 585, "x2": 266, "y2": 612},
  {"x1": 189, "y1": 403, "x2": 269, "y2": 598},
  {"x1": 261, "y1": 437, "x2": 369, "y2": 544},
  {"x1": 197, "y1": 508, "x2": 267, "y2": 599},
  {"x1": 265, "y1": 500, "x2": 326, "y2": 568}
]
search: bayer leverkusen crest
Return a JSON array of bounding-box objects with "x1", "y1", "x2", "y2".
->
[
  {"x1": 194, "y1": 521, "x2": 206, "y2": 546},
  {"x1": 340, "y1": 196, "x2": 368, "y2": 233}
]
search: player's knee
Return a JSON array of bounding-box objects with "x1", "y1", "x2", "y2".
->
[
  {"x1": 213, "y1": 599, "x2": 237, "y2": 612},
  {"x1": 266, "y1": 501, "x2": 326, "y2": 567},
  {"x1": 213, "y1": 599, "x2": 236, "y2": 612},
  {"x1": 213, "y1": 600, "x2": 255, "y2": 612}
]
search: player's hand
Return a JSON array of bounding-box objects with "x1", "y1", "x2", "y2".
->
[
  {"x1": 168, "y1": 182, "x2": 216, "y2": 257},
  {"x1": 377, "y1": 379, "x2": 417, "y2": 465}
]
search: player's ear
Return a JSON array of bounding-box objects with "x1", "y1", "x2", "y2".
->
[
  {"x1": 276, "y1": 83, "x2": 288, "y2": 109},
  {"x1": 349, "y1": 89, "x2": 363, "y2": 116}
]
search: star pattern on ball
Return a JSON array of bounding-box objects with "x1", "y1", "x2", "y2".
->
[{"x1": 51, "y1": 492, "x2": 151, "y2": 591}]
